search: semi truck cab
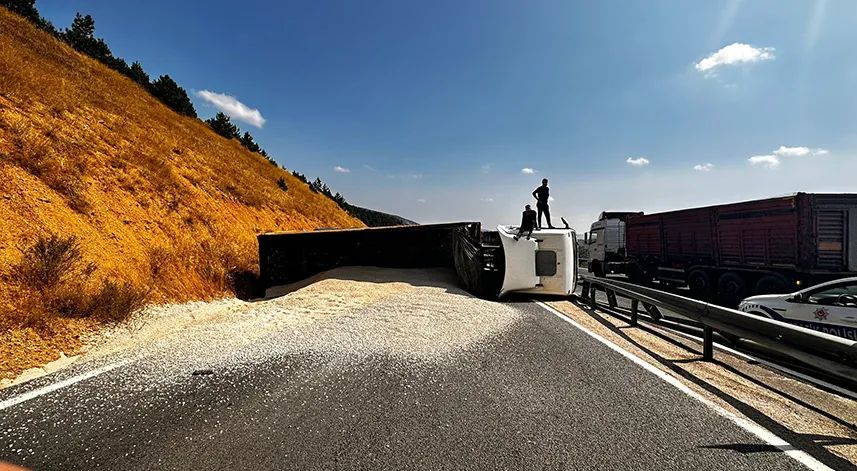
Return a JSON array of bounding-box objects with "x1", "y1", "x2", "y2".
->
[
  {"x1": 496, "y1": 224, "x2": 577, "y2": 298},
  {"x1": 584, "y1": 211, "x2": 643, "y2": 277}
]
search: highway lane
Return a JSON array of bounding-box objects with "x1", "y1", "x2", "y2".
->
[{"x1": 0, "y1": 299, "x2": 815, "y2": 470}]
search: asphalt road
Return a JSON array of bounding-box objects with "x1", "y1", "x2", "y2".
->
[{"x1": 0, "y1": 302, "x2": 809, "y2": 470}]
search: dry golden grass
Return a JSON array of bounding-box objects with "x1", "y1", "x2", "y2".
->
[{"x1": 0, "y1": 8, "x2": 364, "y2": 378}]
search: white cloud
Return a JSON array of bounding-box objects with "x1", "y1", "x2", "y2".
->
[
  {"x1": 481, "y1": 164, "x2": 491, "y2": 174},
  {"x1": 548, "y1": 196, "x2": 555, "y2": 203},
  {"x1": 363, "y1": 164, "x2": 376, "y2": 171},
  {"x1": 521, "y1": 168, "x2": 536, "y2": 174},
  {"x1": 409, "y1": 174, "x2": 422, "y2": 179},
  {"x1": 416, "y1": 198, "x2": 426, "y2": 203},
  {"x1": 748, "y1": 155, "x2": 780, "y2": 168},
  {"x1": 694, "y1": 163, "x2": 714, "y2": 172},
  {"x1": 773, "y1": 146, "x2": 828, "y2": 157},
  {"x1": 695, "y1": 43, "x2": 775, "y2": 72},
  {"x1": 333, "y1": 166, "x2": 350, "y2": 173},
  {"x1": 626, "y1": 157, "x2": 650, "y2": 166},
  {"x1": 195, "y1": 90, "x2": 266, "y2": 128},
  {"x1": 748, "y1": 145, "x2": 830, "y2": 169},
  {"x1": 481, "y1": 197, "x2": 494, "y2": 203}
]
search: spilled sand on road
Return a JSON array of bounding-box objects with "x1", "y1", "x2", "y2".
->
[{"x1": 3, "y1": 267, "x2": 521, "y2": 389}]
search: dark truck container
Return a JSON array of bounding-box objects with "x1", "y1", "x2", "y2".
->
[{"x1": 623, "y1": 193, "x2": 857, "y2": 305}]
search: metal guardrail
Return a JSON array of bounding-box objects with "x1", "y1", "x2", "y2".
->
[{"x1": 578, "y1": 275, "x2": 857, "y2": 385}]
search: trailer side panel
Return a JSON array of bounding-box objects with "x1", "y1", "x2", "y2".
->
[{"x1": 716, "y1": 195, "x2": 799, "y2": 268}]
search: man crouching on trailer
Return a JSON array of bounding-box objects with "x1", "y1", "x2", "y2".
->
[{"x1": 514, "y1": 204, "x2": 538, "y2": 241}]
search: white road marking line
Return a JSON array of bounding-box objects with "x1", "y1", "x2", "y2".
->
[
  {"x1": 0, "y1": 360, "x2": 130, "y2": 411},
  {"x1": 535, "y1": 301, "x2": 835, "y2": 471}
]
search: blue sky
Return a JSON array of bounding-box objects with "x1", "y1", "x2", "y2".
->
[{"x1": 38, "y1": 0, "x2": 857, "y2": 231}]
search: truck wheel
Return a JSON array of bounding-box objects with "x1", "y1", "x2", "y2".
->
[
  {"x1": 718, "y1": 272, "x2": 747, "y2": 306},
  {"x1": 755, "y1": 275, "x2": 788, "y2": 295},
  {"x1": 688, "y1": 270, "x2": 713, "y2": 299},
  {"x1": 592, "y1": 260, "x2": 605, "y2": 278}
]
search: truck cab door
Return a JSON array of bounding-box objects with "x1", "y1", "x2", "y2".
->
[{"x1": 591, "y1": 229, "x2": 604, "y2": 260}]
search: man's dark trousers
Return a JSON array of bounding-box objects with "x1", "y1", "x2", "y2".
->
[{"x1": 537, "y1": 202, "x2": 551, "y2": 229}]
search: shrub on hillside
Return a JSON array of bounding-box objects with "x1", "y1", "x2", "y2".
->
[
  {"x1": 14, "y1": 234, "x2": 93, "y2": 293},
  {"x1": 10, "y1": 234, "x2": 148, "y2": 326},
  {"x1": 277, "y1": 177, "x2": 288, "y2": 191},
  {"x1": 86, "y1": 279, "x2": 148, "y2": 323}
]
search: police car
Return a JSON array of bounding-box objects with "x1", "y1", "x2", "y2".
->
[{"x1": 738, "y1": 277, "x2": 857, "y2": 341}]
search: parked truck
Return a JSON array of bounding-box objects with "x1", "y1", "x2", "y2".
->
[{"x1": 584, "y1": 193, "x2": 857, "y2": 305}]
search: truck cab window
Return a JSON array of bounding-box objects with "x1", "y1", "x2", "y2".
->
[{"x1": 535, "y1": 250, "x2": 558, "y2": 276}]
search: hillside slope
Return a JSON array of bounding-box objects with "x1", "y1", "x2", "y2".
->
[
  {"x1": 345, "y1": 204, "x2": 418, "y2": 227},
  {"x1": 0, "y1": 8, "x2": 363, "y2": 378}
]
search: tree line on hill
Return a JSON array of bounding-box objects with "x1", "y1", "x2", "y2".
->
[
  {"x1": 2, "y1": 0, "x2": 414, "y2": 228},
  {"x1": 4, "y1": 1, "x2": 198, "y2": 119}
]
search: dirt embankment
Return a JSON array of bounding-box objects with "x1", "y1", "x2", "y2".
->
[{"x1": 0, "y1": 7, "x2": 363, "y2": 378}]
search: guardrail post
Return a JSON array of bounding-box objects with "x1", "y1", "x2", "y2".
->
[
  {"x1": 589, "y1": 285, "x2": 598, "y2": 310},
  {"x1": 629, "y1": 299, "x2": 639, "y2": 327},
  {"x1": 644, "y1": 304, "x2": 663, "y2": 322},
  {"x1": 606, "y1": 289, "x2": 617, "y2": 308},
  {"x1": 702, "y1": 326, "x2": 714, "y2": 361}
]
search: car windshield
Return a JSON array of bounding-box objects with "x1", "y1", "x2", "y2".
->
[{"x1": 807, "y1": 283, "x2": 857, "y2": 305}]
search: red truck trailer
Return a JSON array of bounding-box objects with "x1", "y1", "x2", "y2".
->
[{"x1": 622, "y1": 193, "x2": 857, "y2": 305}]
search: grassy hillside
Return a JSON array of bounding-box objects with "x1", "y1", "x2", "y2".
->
[
  {"x1": 0, "y1": 7, "x2": 364, "y2": 378},
  {"x1": 345, "y1": 205, "x2": 417, "y2": 227}
]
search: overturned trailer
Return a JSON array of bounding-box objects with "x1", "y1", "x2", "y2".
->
[{"x1": 257, "y1": 221, "x2": 577, "y2": 299}]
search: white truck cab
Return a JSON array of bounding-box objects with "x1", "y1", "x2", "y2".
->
[
  {"x1": 584, "y1": 211, "x2": 643, "y2": 277},
  {"x1": 496, "y1": 224, "x2": 577, "y2": 298}
]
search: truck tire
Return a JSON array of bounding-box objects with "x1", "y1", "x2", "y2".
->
[
  {"x1": 718, "y1": 272, "x2": 747, "y2": 306},
  {"x1": 688, "y1": 269, "x2": 713, "y2": 299},
  {"x1": 755, "y1": 274, "x2": 788, "y2": 295},
  {"x1": 592, "y1": 260, "x2": 605, "y2": 278}
]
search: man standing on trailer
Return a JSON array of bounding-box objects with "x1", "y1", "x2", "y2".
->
[{"x1": 532, "y1": 178, "x2": 554, "y2": 229}]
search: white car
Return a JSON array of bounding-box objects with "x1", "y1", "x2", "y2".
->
[{"x1": 738, "y1": 277, "x2": 857, "y2": 341}]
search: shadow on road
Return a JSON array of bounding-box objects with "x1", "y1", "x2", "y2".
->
[
  {"x1": 700, "y1": 444, "x2": 786, "y2": 454},
  {"x1": 570, "y1": 299, "x2": 857, "y2": 471}
]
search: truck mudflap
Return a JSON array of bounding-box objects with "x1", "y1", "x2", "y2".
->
[{"x1": 497, "y1": 228, "x2": 540, "y2": 297}]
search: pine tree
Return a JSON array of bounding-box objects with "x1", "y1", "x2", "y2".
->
[
  {"x1": 149, "y1": 75, "x2": 197, "y2": 118},
  {"x1": 333, "y1": 192, "x2": 347, "y2": 208},
  {"x1": 239, "y1": 131, "x2": 261, "y2": 153},
  {"x1": 205, "y1": 112, "x2": 240, "y2": 140},
  {"x1": 292, "y1": 170, "x2": 308, "y2": 184},
  {"x1": 62, "y1": 13, "x2": 97, "y2": 53},
  {"x1": 35, "y1": 16, "x2": 59, "y2": 37},
  {"x1": 1, "y1": 0, "x2": 39, "y2": 22},
  {"x1": 310, "y1": 177, "x2": 323, "y2": 193},
  {"x1": 60, "y1": 13, "x2": 125, "y2": 69},
  {"x1": 128, "y1": 61, "x2": 150, "y2": 87}
]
